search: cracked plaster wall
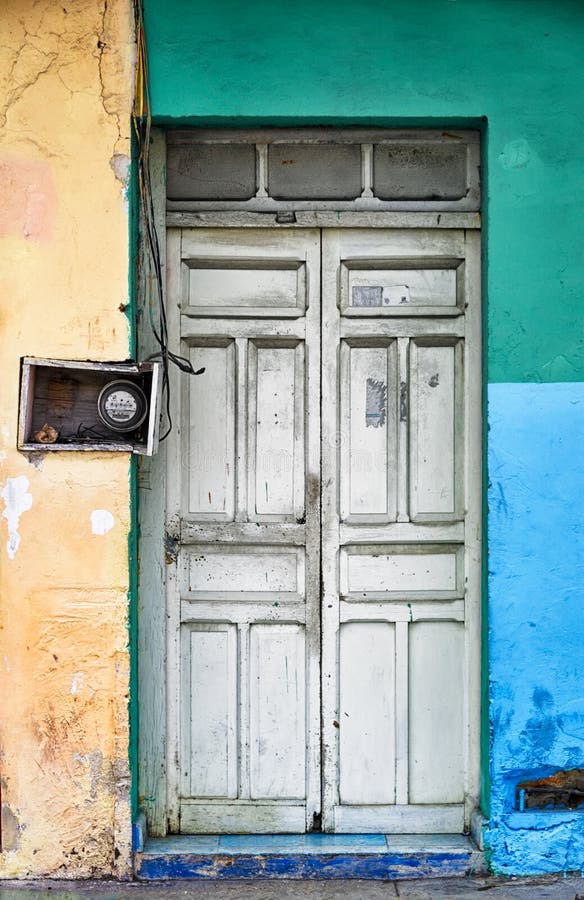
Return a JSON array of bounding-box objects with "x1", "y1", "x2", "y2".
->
[{"x1": 0, "y1": 0, "x2": 135, "y2": 879}]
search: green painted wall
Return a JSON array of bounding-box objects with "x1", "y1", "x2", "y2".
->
[{"x1": 143, "y1": 0, "x2": 584, "y2": 383}]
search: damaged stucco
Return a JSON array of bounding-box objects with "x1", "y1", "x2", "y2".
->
[
  {"x1": 0, "y1": 0, "x2": 135, "y2": 879},
  {"x1": 1, "y1": 475, "x2": 33, "y2": 560}
]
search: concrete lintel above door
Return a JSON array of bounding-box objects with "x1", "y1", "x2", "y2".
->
[{"x1": 166, "y1": 210, "x2": 481, "y2": 229}]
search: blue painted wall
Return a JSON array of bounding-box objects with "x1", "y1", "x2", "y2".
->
[
  {"x1": 142, "y1": 0, "x2": 584, "y2": 874},
  {"x1": 487, "y1": 383, "x2": 584, "y2": 873}
]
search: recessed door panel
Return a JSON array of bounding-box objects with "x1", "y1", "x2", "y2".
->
[
  {"x1": 408, "y1": 621, "x2": 464, "y2": 804},
  {"x1": 187, "y1": 342, "x2": 235, "y2": 519},
  {"x1": 345, "y1": 264, "x2": 461, "y2": 316},
  {"x1": 249, "y1": 624, "x2": 306, "y2": 800},
  {"x1": 339, "y1": 622, "x2": 396, "y2": 805},
  {"x1": 249, "y1": 341, "x2": 305, "y2": 520},
  {"x1": 188, "y1": 262, "x2": 304, "y2": 313},
  {"x1": 181, "y1": 624, "x2": 238, "y2": 799},
  {"x1": 409, "y1": 339, "x2": 463, "y2": 521},
  {"x1": 340, "y1": 340, "x2": 398, "y2": 521}
]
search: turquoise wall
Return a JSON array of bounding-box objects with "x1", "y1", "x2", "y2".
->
[
  {"x1": 145, "y1": 0, "x2": 584, "y2": 385},
  {"x1": 142, "y1": 0, "x2": 584, "y2": 874}
]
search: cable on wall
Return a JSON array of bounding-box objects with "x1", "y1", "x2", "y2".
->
[{"x1": 132, "y1": 0, "x2": 204, "y2": 441}]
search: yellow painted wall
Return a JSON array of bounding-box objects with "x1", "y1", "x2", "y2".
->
[{"x1": 0, "y1": 0, "x2": 135, "y2": 878}]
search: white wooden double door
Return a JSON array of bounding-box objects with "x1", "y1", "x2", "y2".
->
[{"x1": 166, "y1": 225, "x2": 481, "y2": 834}]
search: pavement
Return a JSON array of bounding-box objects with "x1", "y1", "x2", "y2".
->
[{"x1": 1, "y1": 876, "x2": 584, "y2": 899}]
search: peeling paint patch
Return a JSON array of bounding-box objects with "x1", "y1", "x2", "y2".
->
[
  {"x1": 73, "y1": 751, "x2": 104, "y2": 802},
  {"x1": 110, "y1": 152, "x2": 130, "y2": 208},
  {"x1": 498, "y1": 139, "x2": 533, "y2": 170},
  {"x1": 1, "y1": 476, "x2": 33, "y2": 560},
  {"x1": 91, "y1": 509, "x2": 114, "y2": 535},
  {"x1": 365, "y1": 378, "x2": 386, "y2": 428},
  {"x1": 517, "y1": 769, "x2": 584, "y2": 811},
  {"x1": 22, "y1": 450, "x2": 45, "y2": 471},
  {"x1": 70, "y1": 671, "x2": 84, "y2": 695},
  {"x1": 1, "y1": 804, "x2": 22, "y2": 852},
  {"x1": 110, "y1": 152, "x2": 130, "y2": 186}
]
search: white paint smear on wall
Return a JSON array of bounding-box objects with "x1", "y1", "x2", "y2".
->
[
  {"x1": 2, "y1": 475, "x2": 33, "y2": 559},
  {"x1": 91, "y1": 509, "x2": 115, "y2": 535},
  {"x1": 70, "y1": 672, "x2": 84, "y2": 695}
]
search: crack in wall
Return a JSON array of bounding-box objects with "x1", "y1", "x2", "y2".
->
[
  {"x1": 2, "y1": 0, "x2": 131, "y2": 159},
  {"x1": 1, "y1": 41, "x2": 59, "y2": 129},
  {"x1": 96, "y1": 0, "x2": 125, "y2": 156}
]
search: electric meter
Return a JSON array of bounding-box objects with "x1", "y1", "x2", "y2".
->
[{"x1": 97, "y1": 380, "x2": 148, "y2": 433}]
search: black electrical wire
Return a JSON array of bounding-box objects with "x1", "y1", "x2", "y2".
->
[{"x1": 132, "y1": 0, "x2": 204, "y2": 441}]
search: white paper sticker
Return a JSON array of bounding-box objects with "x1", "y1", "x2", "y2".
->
[{"x1": 382, "y1": 284, "x2": 411, "y2": 306}]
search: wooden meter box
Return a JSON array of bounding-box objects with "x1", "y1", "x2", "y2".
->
[{"x1": 18, "y1": 358, "x2": 161, "y2": 455}]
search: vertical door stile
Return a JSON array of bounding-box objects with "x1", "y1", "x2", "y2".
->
[
  {"x1": 462, "y1": 228, "x2": 482, "y2": 821},
  {"x1": 165, "y1": 227, "x2": 184, "y2": 833},
  {"x1": 320, "y1": 230, "x2": 341, "y2": 832},
  {"x1": 304, "y1": 231, "x2": 322, "y2": 830}
]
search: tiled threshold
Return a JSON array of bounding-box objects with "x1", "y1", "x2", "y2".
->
[{"x1": 135, "y1": 833, "x2": 485, "y2": 880}]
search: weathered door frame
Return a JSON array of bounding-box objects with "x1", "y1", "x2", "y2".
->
[{"x1": 137, "y1": 128, "x2": 482, "y2": 837}]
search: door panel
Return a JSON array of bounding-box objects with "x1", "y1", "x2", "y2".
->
[
  {"x1": 187, "y1": 342, "x2": 236, "y2": 518},
  {"x1": 409, "y1": 339, "x2": 464, "y2": 521},
  {"x1": 248, "y1": 341, "x2": 305, "y2": 519},
  {"x1": 322, "y1": 228, "x2": 481, "y2": 833},
  {"x1": 168, "y1": 228, "x2": 321, "y2": 833},
  {"x1": 339, "y1": 622, "x2": 396, "y2": 805},
  {"x1": 340, "y1": 340, "x2": 398, "y2": 521},
  {"x1": 249, "y1": 624, "x2": 306, "y2": 800},
  {"x1": 408, "y1": 621, "x2": 464, "y2": 805},
  {"x1": 181, "y1": 624, "x2": 238, "y2": 799}
]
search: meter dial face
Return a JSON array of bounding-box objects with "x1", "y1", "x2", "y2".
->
[
  {"x1": 97, "y1": 380, "x2": 148, "y2": 433},
  {"x1": 104, "y1": 390, "x2": 138, "y2": 424}
]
